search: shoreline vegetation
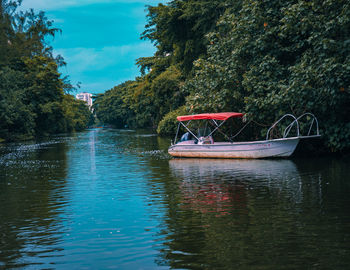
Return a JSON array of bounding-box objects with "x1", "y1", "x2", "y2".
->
[
  {"x1": 0, "y1": 0, "x2": 93, "y2": 143},
  {"x1": 93, "y1": 0, "x2": 349, "y2": 154}
]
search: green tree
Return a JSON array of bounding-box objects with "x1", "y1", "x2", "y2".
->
[
  {"x1": 62, "y1": 94, "x2": 92, "y2": 131},
  {"x1": 141, "y1": 0, "x2": 239, "y2": 74},
  {"x1": 183, "y1": 0, "x2": 350, "y2": 152},
  {"x1": 93, "y1": 81, "x2": 136, "y2": 128},
  {"x1": 22, "y1": 55, "x2": 65, "y2": 135},
  {"x1": 0, "y1": 0, "x2": 92, "y2": 141},
  {"x1": 0, "y1": 67, "x2": 35, "y2": 141},
  {"x1": 150, "y1": 65, "x2": 184, "y2": 123}
]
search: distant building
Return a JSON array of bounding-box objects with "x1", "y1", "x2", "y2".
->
[{"x1": 76, "y1": 92, "x2": 93, "y2": 109}]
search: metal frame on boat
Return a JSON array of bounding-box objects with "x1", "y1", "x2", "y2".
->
[{"x1": 168, "y1": 112, "x2": 320, "y2": 159}]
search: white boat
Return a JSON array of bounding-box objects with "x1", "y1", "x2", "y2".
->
[{"x1": 168, "y1": 112, "x2": 320, "y2": 159}]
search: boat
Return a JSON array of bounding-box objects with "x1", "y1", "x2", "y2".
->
[{"x1": 168, "y1": 112, "x2": 320, "y2": 159}]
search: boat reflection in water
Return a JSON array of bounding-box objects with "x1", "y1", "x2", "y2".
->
[
  {"x1": 169, "y1": 158, "x2": 306, "y2": 216},
  {"x1": 169, "y1": 158, "x2": 300, "y2": 179},
  {"x1": 163, "y1": 158, "x2": 340, "y2": 269}
]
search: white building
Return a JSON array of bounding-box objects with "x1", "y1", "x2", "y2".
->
[{"x1": 76, "y1": 92, "x2": 93, "y2": 109}]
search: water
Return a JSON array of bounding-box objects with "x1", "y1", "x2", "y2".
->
[{"x1": 0, "y1": 129, "x2": 349, "y2": 269}]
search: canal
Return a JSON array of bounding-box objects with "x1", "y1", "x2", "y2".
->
[{"x1": 0, "y1": 129, "x2": 349, "y2": 269}]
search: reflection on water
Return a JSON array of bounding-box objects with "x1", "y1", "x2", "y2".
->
[
  {"x1": 0, "y1": 140, "x2": 68, "y2": 268},
  {"x1": 0, "y1": 130, "x2": 349, "y2": 269},
  {"x1": 163, "y1": 158, "x2": 350, "y2": 269},
  {"x1": 170, "y1": 158, "x2": 303, "y2": 197},
  {"x1": 169, "y1": 159, "x2": 303, "y2": 216}
]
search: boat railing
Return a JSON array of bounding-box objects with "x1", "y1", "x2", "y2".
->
[
  {"x1": 266, "y1": 113, "x2": 320, "y2": 140},
  {"x1": 294, "y1": 113, "x2": 319, "y2": 137},
  {"x1": 266, "y1": 114, "x2": 299, "y2": 140}
]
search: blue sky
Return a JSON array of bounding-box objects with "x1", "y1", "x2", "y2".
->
[{"x1": 20, "y1": 0, "x2": 167, "y2": 94}]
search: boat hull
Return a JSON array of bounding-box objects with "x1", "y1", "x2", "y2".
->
[{"x1": 168, "y1": 137, "x2": 300, "y2": 159}]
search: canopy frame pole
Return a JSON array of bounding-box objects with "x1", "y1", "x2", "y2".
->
[
  {"x1": 173, "y1": 122, "x2": 181, "y2": 145},
  {"x1": 208, "y1": 120, "x2": 231, "y2": 141},
  {"x1": 180, "y1": 121, "x2": 199, "y2": 141},
  {"x1": 206, "y1": 119, "x2": 228, "y2": 137},
  {"x1": 211, "y1": 119, "x2": 219, "y2": 127}
]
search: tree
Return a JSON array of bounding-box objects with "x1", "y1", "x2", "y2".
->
[
  {"x1": 22, "y1": 55, "x2": 65, "y2": 135},
  {"x1": 141, "y1": 0, "x2": 239, "y2": 74},
  {"x1": 183, "y1": 0, "x2": 350, "y2": 151},
  {"x1": 93, "y1": 81, "x2": 135, "y2": 128},
  {"x1": 0, "y1": 0, "x2": 92, "y2": 141},
  {"x1": 62, "y1": 94, "x2": 92, "y2": 131},
  {"x1": 0, "y1": 67, "x2": 35, "y2": 141}
]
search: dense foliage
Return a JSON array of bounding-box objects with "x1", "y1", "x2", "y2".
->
[
  {"x1": 0, "y1": 0, "x2": 92, "y2": 141},
  {"x1": 95, "y1": 0, "x2": 349, "y2": 152},
  {"x1": 184, "y1": 0, "x2": 350, "y2": 151}
]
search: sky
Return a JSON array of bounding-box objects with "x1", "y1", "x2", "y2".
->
[{"x1": 20, "y1": 0, "x2": 167, "y2": 94}]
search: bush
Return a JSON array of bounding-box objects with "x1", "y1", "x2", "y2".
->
[{"x1": 157, "y1": 106, "x2": 187, "y2": 136}]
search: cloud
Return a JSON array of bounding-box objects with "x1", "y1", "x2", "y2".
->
[
  {"x1": 20, "y1": 0, "x2": 167, "y2": 11},
  {"x1": 56, "y1": 42, "x2": 155, "y2": 72}
]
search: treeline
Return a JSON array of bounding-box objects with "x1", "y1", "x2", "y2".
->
[
  {"x1": 0, "y1": 0, "x2": 92, "y2": 142},
  {"x1": 94, "y1": 0, "x2": 350, "y2": 152}
]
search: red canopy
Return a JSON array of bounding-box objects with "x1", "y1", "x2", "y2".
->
[{"x1": 177, "y1": 112, "x2": 244, "y2": 122}]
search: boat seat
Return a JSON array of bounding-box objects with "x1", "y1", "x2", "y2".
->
[{"x1": 198, "y1": 136, "x2": 214, "y2": 145}]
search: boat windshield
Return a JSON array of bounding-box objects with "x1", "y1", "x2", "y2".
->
[{"x1": 197, "y1": 126, "x2": 212, "y2": 137}]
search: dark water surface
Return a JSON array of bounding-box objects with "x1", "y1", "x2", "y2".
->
[{"x1": 0, "y1": 129, "x2": 349, "y2": 269}]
